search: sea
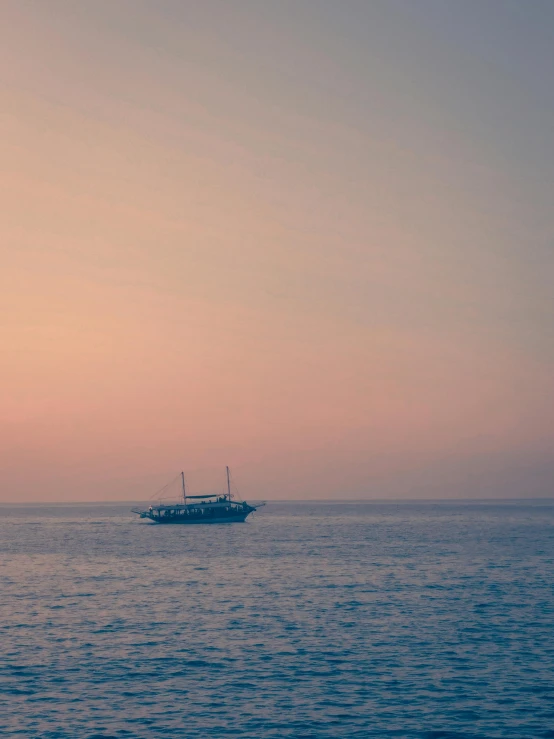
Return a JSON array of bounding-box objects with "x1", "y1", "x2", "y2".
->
[{"x1": 1, "y1": 500, "x2": 553, "y2": 739}]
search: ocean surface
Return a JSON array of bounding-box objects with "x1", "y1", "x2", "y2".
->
[{"x1": 1, "y1": 501, "x2": 553, "y2": 739}]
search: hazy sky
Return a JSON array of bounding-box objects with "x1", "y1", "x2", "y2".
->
[{"x1": 2, "y1": 1, "x2": 553, "y2": 501}]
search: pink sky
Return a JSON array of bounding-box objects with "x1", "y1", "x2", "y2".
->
[{"x1": 2, "y1": 2, "x2": 553, "y2": 501}]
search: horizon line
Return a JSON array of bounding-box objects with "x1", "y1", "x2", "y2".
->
[{"x1": 1, "y1": 496, "x2": 554, "y2": 506}]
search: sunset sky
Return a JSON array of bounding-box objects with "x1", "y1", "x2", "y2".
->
[{"x1": 2, "y1": 1, "x2": 553, "y2": 501}]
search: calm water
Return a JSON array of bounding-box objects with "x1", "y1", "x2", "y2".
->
[{"x1": 1, "y1": 501, "x2": 554, "y2": 739}]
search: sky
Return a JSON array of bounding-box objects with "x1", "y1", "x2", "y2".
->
[{"x1": 1, "y1": 0, "x2": 553, "y2": 502}]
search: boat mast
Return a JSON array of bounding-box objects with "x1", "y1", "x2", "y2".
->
[
  {"x1": 226, "y1": 466, "x2": 231, "y2": 503},
  {"x1": 181, "y1": 471, "x2": 186, "y2": 505}
]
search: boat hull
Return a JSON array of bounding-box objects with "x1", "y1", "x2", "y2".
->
[{"x1": 144, "y1": 512, "x2": 252, "y2": 524}]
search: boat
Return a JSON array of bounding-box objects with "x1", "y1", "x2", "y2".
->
[{"x1": 132, "y1": 467, "x2": 263, "y2": 524}]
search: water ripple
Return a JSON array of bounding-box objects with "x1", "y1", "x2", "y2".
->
[{"x1": 0, "y1": 501, "x2": 553, "y2": 737}]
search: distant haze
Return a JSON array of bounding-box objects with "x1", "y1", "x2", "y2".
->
[{"x1": 1, "y1": 1, "x2": 553, "y2": 502}]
